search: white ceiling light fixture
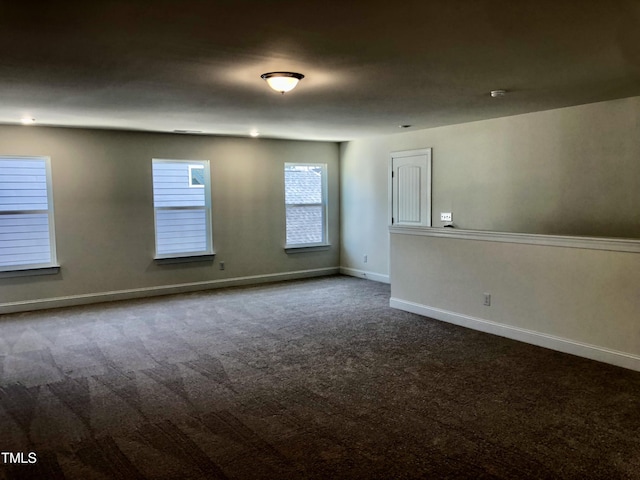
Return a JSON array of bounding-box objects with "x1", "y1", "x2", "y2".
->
[
  {"x1": 21, "y1": 117, "x2": 35, "y2": 125},
  {"x1": 260, "y1": 72, "x2": 304, "y2": 94},
  {"x1": 490, "y1": 89, "x2": 507, "y2": 98},
  {"x1": 250, "y1": 129, "x2": 260, "y2": 137}
]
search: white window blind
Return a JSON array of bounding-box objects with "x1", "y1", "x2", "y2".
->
[
  {"x1": 0, "y1": 156, "x2": 57, "y2": 271},
  {"x1": 285, "y1": 163, "x2": 327, "y2": 247},
  {"x1": 152, "y1": 159, "x2": 212, "y2": 257}
]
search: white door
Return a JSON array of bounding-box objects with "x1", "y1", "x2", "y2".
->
[{"x1": 391, "y1": 149, "x2": 431, "y2": 227}]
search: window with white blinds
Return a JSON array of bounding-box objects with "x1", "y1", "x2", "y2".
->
[
  {"x1": 0, "y1": 156, "x2": 57, "y2": 271},
  {"x1": 152, "y1": 159, "x2": 212, "y2": 258},
  {"x1": 285, "y1": 163, "x2": 328, "y2": 247}
]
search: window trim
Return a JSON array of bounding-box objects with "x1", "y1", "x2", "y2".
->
[
  {"x1": 0, "y1": 155, "x2": 59, "y2": 273},
  {"x1": 0, "y1": 266, "x2": 60, "y2": 279},
  {"x1": 284, "y1": 244, "x2": 331, "y2": 254},
  {"x1": 284, "y1": 162, "x2": 329, "y2": 249},
  {"x1": 152, "y1": 158, "x2": 213, "y2": 260}
]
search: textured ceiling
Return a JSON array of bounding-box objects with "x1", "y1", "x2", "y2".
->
[{"x1": 1, "y1": 0, "x2": 640, "y2": 141}]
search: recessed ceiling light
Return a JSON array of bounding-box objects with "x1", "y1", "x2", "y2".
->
[
  {"x1": 250, "y1": 130, "x2": 260, "y2": 138},
  {"x1": 490, "y1": 90, "x2": 507, "y2": 98},
  {"x1": 21, "y1": 117, "x2": 35, "y2": 125}
]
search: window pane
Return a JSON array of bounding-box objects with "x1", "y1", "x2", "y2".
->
[
  {"x1": 0, "y1": 158, "x2": 49, "y2": 212},
  {"x1": 286, "y1": 205, "x2": 323, "y2": 245},
  {"x1": 155, "y1": 208, "x2": 208, "y2": 255},
  {"x1": 285, "y1": 165, "x2": 322, "y2": 205},
  {"x1": 0, "y1": 213, "x2": 51, "y2": 267},
  {"x1": 152, "y1": 159, "x2": 212, "y2": 258},
  {"x1": 284, "y1": 163, "x2": 327, "y2": 247},
  {"x1": 0, "y1": 156, "x2": 55, "y2": 270},
  {"x1": 153, "y1": 162, "x2": 205, "y2": 207}
]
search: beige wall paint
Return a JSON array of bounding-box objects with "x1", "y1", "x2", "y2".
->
[
  {"x1": 340, "y1": 96, "x2": 640, "y2": 279},
  {"x1": 339, "y1": 137, "x2": 392, "y2": 279},
  {"x1": 390, "y1": 233, "x2": 640, "y2": 367},
  {"x1": 341, "y1": 96, "x2": 640, "y2": 368},
  {"x1": 0, "y1": 126, "x2": 339, "y2": 308}
]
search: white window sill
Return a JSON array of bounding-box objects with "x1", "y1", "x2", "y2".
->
[
  {"x1": 285, "y1": 244, "x2": 331, "y2": 254},
  {"x1": 0, "y1": 265, "x2": 61, "y2": 279},
  {"x1": 154, "y1": 253, "x2": 215, "y2": 265}
]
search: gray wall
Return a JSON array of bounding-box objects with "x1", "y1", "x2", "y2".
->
[
  {"x1": 0, "y1": 126, "x2": 340, "y2": 310},
  {"x1": 390, "y1": 232, "x2": 640, "y2": 370},
  {"x1": 340, "y1": 95, "x2": 640, "y2": 370},
  {"x1": 341, "y1": 96, "x2": 640, "y2": 280}
]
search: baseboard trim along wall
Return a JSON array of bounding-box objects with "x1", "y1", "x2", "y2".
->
[
  {"x1": 1, "y1": 267, "x2": 340, "y2": 314},
  {"x1": 340, "y1": 267, "x2": 390, "y2": 284},
  {"x1": 390, "y1": 297, "x2": 640, "y2": 373}
]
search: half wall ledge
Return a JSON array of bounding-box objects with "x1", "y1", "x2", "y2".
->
[{"x1": 389, "y1": 226, "x2": 640, "y2": 254}]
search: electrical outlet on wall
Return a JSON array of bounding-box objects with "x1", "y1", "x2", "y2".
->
[
  {"x1": 440, "y1": 212, "x2": 452, "y2": 222},
  {"x1": 483, "y1": 293, "x2": 491, "y2": 306},
  {"x1": 364, "y1": 254, "x2": 368, "y2": 263}
]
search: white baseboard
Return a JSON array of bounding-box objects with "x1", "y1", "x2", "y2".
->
[
  {"x1": 390, "y1": 297, "x2": 640, "y2": 373},
  {"x1": 340, "y1": 267, "x2": 390, "y2": 284},
  {"x1": 0, "y1": 267, "x2": 340, "y2": 314}
]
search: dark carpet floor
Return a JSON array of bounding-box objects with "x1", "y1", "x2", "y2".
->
[{"x1": 0, "y1": 275, "x2": 639, "y2": 479}]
